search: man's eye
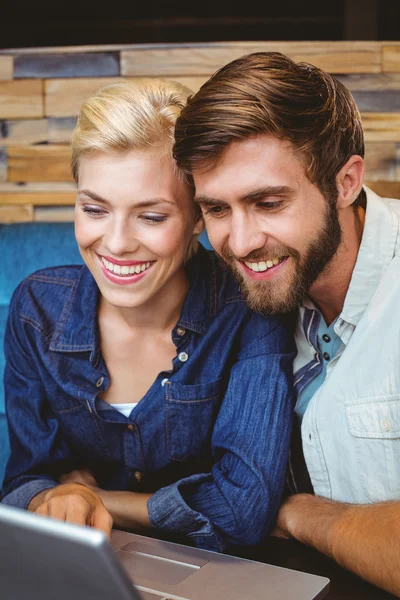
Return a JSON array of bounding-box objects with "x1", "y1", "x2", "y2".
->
[
  {"x1": 203, "y1": 205, "x2": 226, "y2": 216},
  {"x1": 258, "y1": 201, "x2": 283, "y2": 210}
]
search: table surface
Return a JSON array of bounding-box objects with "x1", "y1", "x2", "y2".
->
[{"x1": 227, "y1": 536, "x2": 397, "y2": 600}]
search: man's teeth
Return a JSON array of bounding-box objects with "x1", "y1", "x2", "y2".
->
[
  {"x1": 101, "y1": 257, "x2": 152, "y2": 276},
  {"x1": 244, "y1": 258, "x2": 282, "y2": 273}
]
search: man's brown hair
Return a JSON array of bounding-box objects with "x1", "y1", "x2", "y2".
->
[{"x1": 174, "y1": 52, "x2": 366, "y2": 206}]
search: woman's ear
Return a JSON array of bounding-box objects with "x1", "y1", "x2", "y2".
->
[{"x1": 336, "y1": 155, "x2": 364, "y2": 209}]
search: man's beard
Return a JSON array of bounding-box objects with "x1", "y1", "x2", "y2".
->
[{"x1": 219, "y1": 201, "x2": 342, "y2": 315}]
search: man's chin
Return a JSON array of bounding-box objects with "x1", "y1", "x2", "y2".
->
[{"x1": 241, "y1": 278, "x2": 304, "y2": 315}]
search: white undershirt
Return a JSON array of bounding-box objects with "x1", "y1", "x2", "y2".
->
[{"x1": 109, "y1": 402, "x2": 138, "y2": 418}]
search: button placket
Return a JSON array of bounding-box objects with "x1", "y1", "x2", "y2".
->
[{"x1": 178, "y1": 351, "x2": 189, "y2": 362}]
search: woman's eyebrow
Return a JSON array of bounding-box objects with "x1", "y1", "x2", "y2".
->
[{"x1": 78, "y1": 190, "x2": 175, "y2": 207}]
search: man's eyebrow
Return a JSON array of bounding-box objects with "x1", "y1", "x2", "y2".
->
[
  {"x1": 242, "y1": 186, "x2": 294, "y2": 202},
  {"x1": 78, "y1": 189, "x2": 175, "y2": 207},
  {"x1": 194, "y1": 186, "x2": 294, "y2": 206},
  {"x1": 194, "y1": 195, "x2": 228, "y2": 206}
]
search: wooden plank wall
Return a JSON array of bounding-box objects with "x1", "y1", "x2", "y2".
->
[{"x1": 0, "y1": 41, "x2": 400, "y2": 223}]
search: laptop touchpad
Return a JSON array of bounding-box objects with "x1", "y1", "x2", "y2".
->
[{"x1": 118, "y1": 541, "x2": 208, "y2": 586}]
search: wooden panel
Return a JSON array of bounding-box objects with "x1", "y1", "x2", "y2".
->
[
  {"x1": 0, "y1": 182, "x2": 76, "y2": 192},
  {"x1": 0, "y1": 80, "x2": 43, "y2": 119},
  {"x1": 0, "y1": 119, "x2": 48, "y2": 146},
  {"x1": 338, "y1": 73, "x2": 400, "y2": 91},
  {"x1": 361, "y1": 113, "x2": 400, "y2": 142},
  {"x1": 34, "y1": 205, "x2": 74, "y2": 221},
  {"x1": 352, "y1": 91, "x2": 400, "y2": 112},
  {"x1": 0, "y1": 148, "x2": 6, "y2": 182},
  {"x1": 14, "y1": 52, "x2": 120, "y2": 79},
  {"x1": 48, "y1": 117, "x2": 77, "y2": 144},
  {"x1": 7, "y1": 146, "x2": 73, "y2": 182},
  {"x1": 382, "y1": 46, "x2": 400, "y2": 73},
  {"x1": 364, "y1": 142, "x2": 399, "y2": 181},
  {"x1": 0, "y1": 191, "x2": 75, "y2": 205},
  {"x1": 45, "y1": 76, "x2": 207, "y2": 117},
  {"x1": 366, "y1": 181, "x2": 400, "y2": 198},
  {"x1": 0, "y1": 56, "x2": 13, "y2": 81},
  {"x1": 45, "y1": 77, "x2": 121, "y2": 117},
  {"x1": 121, "y1": 42, "x2": 381, "y2": 77},
  {"x1": 0, "y1": 204, "x2": 33, "y2": 223}
]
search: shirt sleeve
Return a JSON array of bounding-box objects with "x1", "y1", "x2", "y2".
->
[
  {"x1": 1, "y1": 288, "x2": 74, "y2": 508},
  {"x1": 147, "y1": 316, "x2": 295, "y2": 551}
]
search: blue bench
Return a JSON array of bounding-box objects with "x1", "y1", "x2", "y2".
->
[
  {"x1": 0, "y1": 222, "x2": 83, "y2": 487},
  {"x1": 0, "y1": 223, "x2": 212, "y2": 487}
]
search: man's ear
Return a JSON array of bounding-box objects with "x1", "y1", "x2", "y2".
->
[
  {"x1": 336, "y1": 155, "x2": 364, "y2": 209},
  {"x1": 193, "y1": 215, "x2": 205, "y2": 235}
]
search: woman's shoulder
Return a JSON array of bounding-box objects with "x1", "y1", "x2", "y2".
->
[{"x1": 9, "y1": 264, "x2": 88, "y2": 327}]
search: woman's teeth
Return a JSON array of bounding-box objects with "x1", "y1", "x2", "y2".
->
[{"x1": 101, "y1": 257, "x2": 152, "y2": 276}]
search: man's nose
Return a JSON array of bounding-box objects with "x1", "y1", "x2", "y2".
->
[{"x1": 228, "y1": 214, "x2": 267, "y2": 259}]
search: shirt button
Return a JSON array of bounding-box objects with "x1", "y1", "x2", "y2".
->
[
  {"x1": 127, "y1": 424, "x2": 135, "y2": 432},
  {"x1": 178, "y1": 352, "x2": 189, "y2": 362},
  {"x1": 322, "y1": 334, "x2": 331, "y2": 343},
  {"x1": 176, "y1": 326, "x2": 186, "y2": 337},
  {"x1": 134, "y1": 471, "x2": 143, "y2": 482},
  {"x1": 323, "y1": 352, "x2": 330, "y2": 361},
  {"x1": 381, "y1": 418, "x2": 391, "y2": 432},
  {"x1": 96, "y1": 377, "x2": 104, "y2": 387},
  {"x1": 161, "y1": 378, "x2": 169, "y2": 387}
]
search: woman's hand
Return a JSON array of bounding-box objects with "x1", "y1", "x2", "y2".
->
[
  {"x1": 32, "y1": 483, "x2": 113, "y2": 536},
  {"x1": 60, "y1": 468, "x2": 99, "y2": 490}
]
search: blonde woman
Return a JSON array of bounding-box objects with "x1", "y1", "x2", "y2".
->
[{"x1": 2, "y1": 80, "x2": 295, "y2": 552}]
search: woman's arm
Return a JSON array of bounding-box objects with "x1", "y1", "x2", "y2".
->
[
  {"x1": 145, "y1": 319, "x2": 294, "y2": 551},
  {"x1": 2, "y1": 293, "x2": 112, "y2": 535},
  {"x1": 63, "y1": 317, "x2": 295, "y2": 551}
]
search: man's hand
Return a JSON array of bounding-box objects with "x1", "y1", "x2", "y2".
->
[
  {"x1": 271, "y1": 493, "x2": 400, "y2": 597},
  {"x1": 32, "y1": 483, "x2": 113, "y2": 536}
]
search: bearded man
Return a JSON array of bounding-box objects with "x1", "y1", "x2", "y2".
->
[{"x1": 173, "y1": 51, "x2": 400, "y2": 596}]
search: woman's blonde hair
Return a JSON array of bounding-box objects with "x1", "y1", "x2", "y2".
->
[{"x1": 71, "y1": 78, "x2": 200, "y2": 260}]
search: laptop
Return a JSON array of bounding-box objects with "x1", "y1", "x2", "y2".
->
[{"x1": 0, "y1": 503, "x2": 329, "y2": 600}]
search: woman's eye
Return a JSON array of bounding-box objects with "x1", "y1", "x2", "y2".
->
[
  {"x1": 141, "y1": 214, "x2": 168, "y2": 223},
  {"x1": 82, "y1": 205, "x2": 107, "y2": 216}
]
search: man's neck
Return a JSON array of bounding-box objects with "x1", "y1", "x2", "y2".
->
[{"x1": 308, "y1": 205, "x2": 365, "y2": 326}]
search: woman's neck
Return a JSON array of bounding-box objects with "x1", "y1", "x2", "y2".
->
[{"x1": 98, "y1": 265, "x2": 189, "y2": 334}]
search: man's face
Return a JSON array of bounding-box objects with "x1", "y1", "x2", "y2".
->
[{"x1": 193, "y1": 134, "x2": 341, "y2": 314}]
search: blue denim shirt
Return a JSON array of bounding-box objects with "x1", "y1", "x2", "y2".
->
[{"x1": 2, "y1": 246, "x2": 295, "y2": 551}]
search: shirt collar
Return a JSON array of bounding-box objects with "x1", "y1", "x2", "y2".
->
[
  {"x1": 300, "y1": 187, "x2": 400, "y2": 344},
  {"x1": 49, "y1": 266, "x2": 100, "y2": 363},
  {"x1": 175, "y1": 245, "x2": 219, "y2": 335},
  {"x1": 50, "y1": 245, "x2": 219, "y2": 359},
  {"x1": 340, "y1": 186, "x2": 399, "y2": 327}
]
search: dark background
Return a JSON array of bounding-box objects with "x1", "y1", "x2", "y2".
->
[{"x1": 0, "y1": 0, "x2": 398, "y2": 49}]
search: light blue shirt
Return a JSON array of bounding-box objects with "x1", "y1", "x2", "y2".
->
[
  {"x1": 295, "y1": 316, "x2": 342, "y2": 420},
  {"x1": 293, "y1": 187, "x2": 400, "y2": 504}
]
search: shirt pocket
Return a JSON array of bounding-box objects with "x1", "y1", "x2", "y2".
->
[
  {"x1": 345, "y1": 396, "x2": 400, "y2": 502},
  {"x1": 165, "y1": 378, "x2": 224, "y2": 462}
]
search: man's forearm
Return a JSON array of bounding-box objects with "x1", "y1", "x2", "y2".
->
[
  {"x1": 96, "y1": 490, "x2": 151, "y2": 531},
  {"x1": 278, "y1": 494, "x2": 400, "y2": 596}
]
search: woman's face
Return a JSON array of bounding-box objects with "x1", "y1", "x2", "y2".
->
[{"x1": 75, "y1": 149, "x2": 202, "y2": 309}]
